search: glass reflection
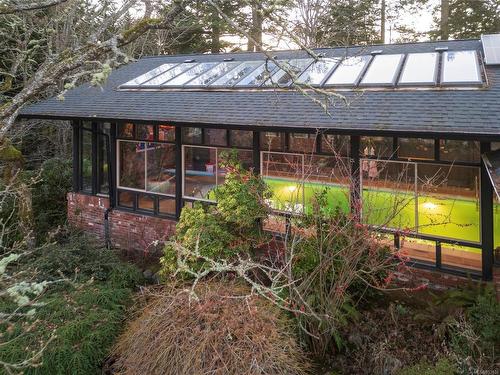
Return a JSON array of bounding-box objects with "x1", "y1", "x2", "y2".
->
[
  {"x1": 399, "y1": 53, "x2": 438, "y2": 85},
  {"x1": 361, "y1": 54, "x2": 404, "y2": 85},
  {"x1": 325, "y1": 55, "x2": 371, "y2": 85},
  {"x1": 441, "y1": 50, "x2": 481, "y2": 84}
]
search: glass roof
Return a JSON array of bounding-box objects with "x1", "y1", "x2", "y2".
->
[
  {"x1": 441, "y1": 50, "x2": 482, "y2": 84},
  {"x1": 265, "y1": 59, "x2": 313, "y2": 87},
  {"x1": 211, "y1": 61, "x2": 262, "y2": 86},
  {"x1": 324, "y1": 56, "x2": 371, "y2": 86},
  {"x1": 235, "y1": 61, "x2": 278, "y2": 86},
  {"x1": 399, "y1": 53, "x2": 439, "y2": 85},
  {"x1": 142, "y1": 63, "x2": 197, "y2": 86},
  {"x1": 122, "y1": 63, "x2": 178, "y2": 86},
  {"x1": 119, "y1": 49, "x2": 485, "y2": 90},
  {"x1": 297, "y1": 58, "x2": 339, "y2": 85},
  {"x1": 360, "y1": 54, "x2": 404, "y2": 86},
  {"x1": 163, "y1": 62, "x2": 219, "y2": 86},
  {"x1": 185, "y1": 61, "x2": 242, "y2": 86}
]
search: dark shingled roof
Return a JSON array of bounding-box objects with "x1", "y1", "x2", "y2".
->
[{"x1": 19, "y1": 39, "x2": 500, "y2": 139}]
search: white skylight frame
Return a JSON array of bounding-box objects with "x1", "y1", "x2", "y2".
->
[
  {"x1": 481, "y1": 34, "x2": 500, "y2": 65},
  {"x1": 440, "y1": 50, "x2": 483, "y2": 86},
  {"x1": 398, "y1": 52, "x2": 439, "y2": 86},
  {"x1": 359, "y1": 54, "x2": 405, "y2": 86},
  {"x1": 323, "y1": 55, "x2": 372, "y2": 87}
]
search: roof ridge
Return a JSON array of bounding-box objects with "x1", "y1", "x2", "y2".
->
[{"x1": 139, "y1": 38, "x2": 481, "y2": 60}]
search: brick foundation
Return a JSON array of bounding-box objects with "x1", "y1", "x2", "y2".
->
[{"x1": 67, "y1": 192, "x2": 176, "y2": 254}]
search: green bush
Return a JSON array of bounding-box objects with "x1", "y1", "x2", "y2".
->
[
  {"x1": 397, "y1": 358, "x2": 456, "y2": 375},
  {"x1": 449, "y1": 285, "x2": 500, "y2": 373},
  {"x1": 0, "y1": 233, "x2": 142, "y2": 375},
  {"x1": 161, "y1": 152, "x2": 270, "y2": 277},
  {"x1": 32, "y1": 157, "x2": 72, "y2": 240}
]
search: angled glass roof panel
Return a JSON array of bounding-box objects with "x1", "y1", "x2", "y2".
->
[
  {"x1": 185, "y1": 61, "x2": 242, "y2": 86},
  {"x1": 121, "y1": 63, "x2": 179, "y2": 87},
  {"x1": 360, "y1": 54, "x2": 404, "y2": 86},
  {"x1": 481, "y1": 34, "x2": 500, "y2": 65},
  {"x1": 162, "y1": 62, "x2": 219, "y2": 86},
  {"x1": 399, "y1": 52, "x2": 439, "y2": 85},
  {"x1": 141, "y1": 62, "x2": 197, "y2": 86},
  {"x1": 265, "y1": 59, "x2": 314, "y2": 87},
  {"x1": 296, "y1": 58, "x2": 340, "y2": 85},
  {"x1": 235, "y1": 61, "x2": 278, "y2": 86},
  {"x1": 324, "y1": 55, "x2": 371, "y2": 86},
  {"x1": 211, "y1": 61, "x2": 262, "y2": 86},
  {"x1": 441, "y1": 50, "x2": 482, "y2": 84}
]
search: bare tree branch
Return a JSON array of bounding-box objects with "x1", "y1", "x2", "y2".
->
[{"x1": 0, "y1": 0, "x2": 69, "y2": 15}]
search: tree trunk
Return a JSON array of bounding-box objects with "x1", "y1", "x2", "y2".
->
[
  {"x1": 380, "y1": 0, "x2": 386, "y2": 43},
  {"x1": 248, "y1": 3, "x2": 263, "y2": 52},
  {"x1": 211, "y1": 10, "x2": 221, "y2": 53},
  {"x1": 440, "y1": 0, "x2": 450, "y2": 40}
]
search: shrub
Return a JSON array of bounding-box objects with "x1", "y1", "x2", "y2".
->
[
  {"x1": 0, "y1": 233, "x2": 141, "y2": 374},
  {"x1": 449, "y1": 285, "x2": 499, "y2": 373},
  {"x1": 112, "y1": 281, "x2": 312, "y2": 375},
  {"x1": 161, "y1": 152, "x2": 271, "y2": 277}
]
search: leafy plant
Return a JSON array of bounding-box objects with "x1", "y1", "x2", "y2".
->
[{"x1": 161, "y1": 152, "x2": 270, "y2": 277}]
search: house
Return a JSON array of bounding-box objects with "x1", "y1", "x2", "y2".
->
[{"x1": 19, "y1": 35, "x2": 500, "y2": 282}]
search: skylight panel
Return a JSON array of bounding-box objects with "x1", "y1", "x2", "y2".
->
[
  {"x1": 185, "y1": 61, "x2": 242, "y2": 86},
  {"x1": 265, "y1": 59, "x2": 314, "y2": 87},
  {"x1": 360, "y1": 54, "x2": 404, "y2": 86},
  {"x1": 142, "y1": 63, "x2": 197, "y2": 86},
  {"x1": 398, "y1": 52, "x2": 438, "y2": 85},
  {"x1": 481, "y1": 34, "x2": 500, "y2": 65},
  {"x1": 441, "y1": 50, "x2": 482, "y2": 84},
  {"x1": 296, "y1": 58, "x2": 339, "y2": 85},
  {"x1": 324, "y1": 55, "x2": 371, "y2": 86},
  {"x1": 211, "y1": 61, "x2": 262, "y2": 86},
  {"x1": 121, "y1": 63, "x2": 179, "y2": 87},
  {"x1": 235, "y1": 61, "x2": 278, "y2": 86},
  {"x1": 162, "y1": 62, "x2": 219, "y2": 86}
]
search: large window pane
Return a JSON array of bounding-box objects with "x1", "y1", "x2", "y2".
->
[
  {"x1": 439, "y1": 140, "x2": 480, "y2": 163},
  {"x1": 118, "y1": 141, "x2": 145, "y2": 190},
  {"x1": 262, "y1": 152, "x2": 304, "y2": 213},
  {"x1": 289, "y1": 133, "x2": 316, "y2": 153},
  {"x1": 495, "y1": 196, "x2": 500, "y2": 264},
  {"x1": 146, "y1": 144, "x2": 176, "y2": 195},
  {"x1": 361, "y1": 137, "x2": 393, "y2": 158},
  {"x1": 417, "y1": 164, "x2": 480, "y2": 243},
  {"x1": 304, "y1": 155, "x2": 350, "y2": 214},
  {"x1": 183, "y1": 147, "x2": 217, "y2": 200},
  {"x1": 81, "y1": 128, "x2": 93, "y2": 192},
  {"x1": 398, "y1": 138, "x2": 434, "y2": 160},
  {"x1": 230, "y1": 130, "x2": 253, "y2": 148},
  {"x1": 362, "y1": 160, "x2": 417, "y2": 231}
]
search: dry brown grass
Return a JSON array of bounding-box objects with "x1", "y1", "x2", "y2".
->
[{"x1": 111, "y1": 280, "x2": 312, "y2": 375}]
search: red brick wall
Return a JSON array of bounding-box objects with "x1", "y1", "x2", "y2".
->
[{"x1": 67, "y1": 192, "x2": 176, "y2": 254}]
